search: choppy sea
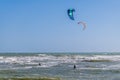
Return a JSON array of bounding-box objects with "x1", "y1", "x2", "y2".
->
[{"x1": 0, "y1": 52, "x2": 120, "y2": 80}]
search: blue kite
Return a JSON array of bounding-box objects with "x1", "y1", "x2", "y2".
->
[{"x1": 67, "y1": 8, "x2": 75, "y2": 20}]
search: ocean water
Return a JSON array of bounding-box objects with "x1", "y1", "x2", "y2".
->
[{"x1": 0, "y1": 52, "x2": 120, "y2": 80}]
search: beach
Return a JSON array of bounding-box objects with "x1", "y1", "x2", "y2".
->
[{"x1": 0, "y1": 53, "x2": 120, "y2": 80}]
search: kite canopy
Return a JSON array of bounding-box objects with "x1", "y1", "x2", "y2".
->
[
  {"x1": 67, "y1": 8, "x2": 75, "y2": 20},
  {"x1": 78, "y1": 21, "x2": 86, "y2": 30}
]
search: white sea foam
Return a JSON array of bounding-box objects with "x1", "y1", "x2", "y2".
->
[{"x1": 0, "y1": 54, "x2": 120, "y2": 69}]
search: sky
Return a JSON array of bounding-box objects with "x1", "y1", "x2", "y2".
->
[{"x1": 1, "y1": 0, "x2": 120, "y2": 53}]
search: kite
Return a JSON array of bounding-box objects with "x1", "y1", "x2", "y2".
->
[
  {"x1": 78, "y1": 21, "x2": 86, "y2": 30},
  {"x1": 67, "y1": 8, "x2": 75, "y2": 20}
]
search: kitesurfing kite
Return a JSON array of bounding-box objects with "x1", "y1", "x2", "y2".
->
[
  {"x1": 67, "y1": 8, "x2": 75, "y2": 20},
  {"x1": 67, "y1": 8, "x2": 87, "y2": 30},
  {"x1": 78, "y1": 21, "x2": 86, "y2": 30}
]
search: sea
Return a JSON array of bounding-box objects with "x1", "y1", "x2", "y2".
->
[{"x1": 0, "y1": 52, "x2": 120, "y2": 80}]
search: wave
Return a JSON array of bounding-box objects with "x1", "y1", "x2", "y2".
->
[{"x1": 0, "y1": 54, "x2": 120, "y2": 69}]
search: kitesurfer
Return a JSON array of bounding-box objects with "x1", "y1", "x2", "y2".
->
[{"x1": 74, "y1": 64, "x2": 76, "y2": 69}]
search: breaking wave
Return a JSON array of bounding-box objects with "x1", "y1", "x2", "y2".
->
[{"x1": 0, "y1": 53, "x2": 120, "y2": 69}]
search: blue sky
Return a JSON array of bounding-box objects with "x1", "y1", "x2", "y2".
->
[{"x1": 1, "y1": 0, "x2": 120, "y2": 52}]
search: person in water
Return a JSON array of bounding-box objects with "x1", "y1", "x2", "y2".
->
[
  {"x1": 39, "y1": 63, "x2": 41, "y2": 66},
  {"x1": 74, "y1": 64, "x2": 76, "y2": 69}
]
